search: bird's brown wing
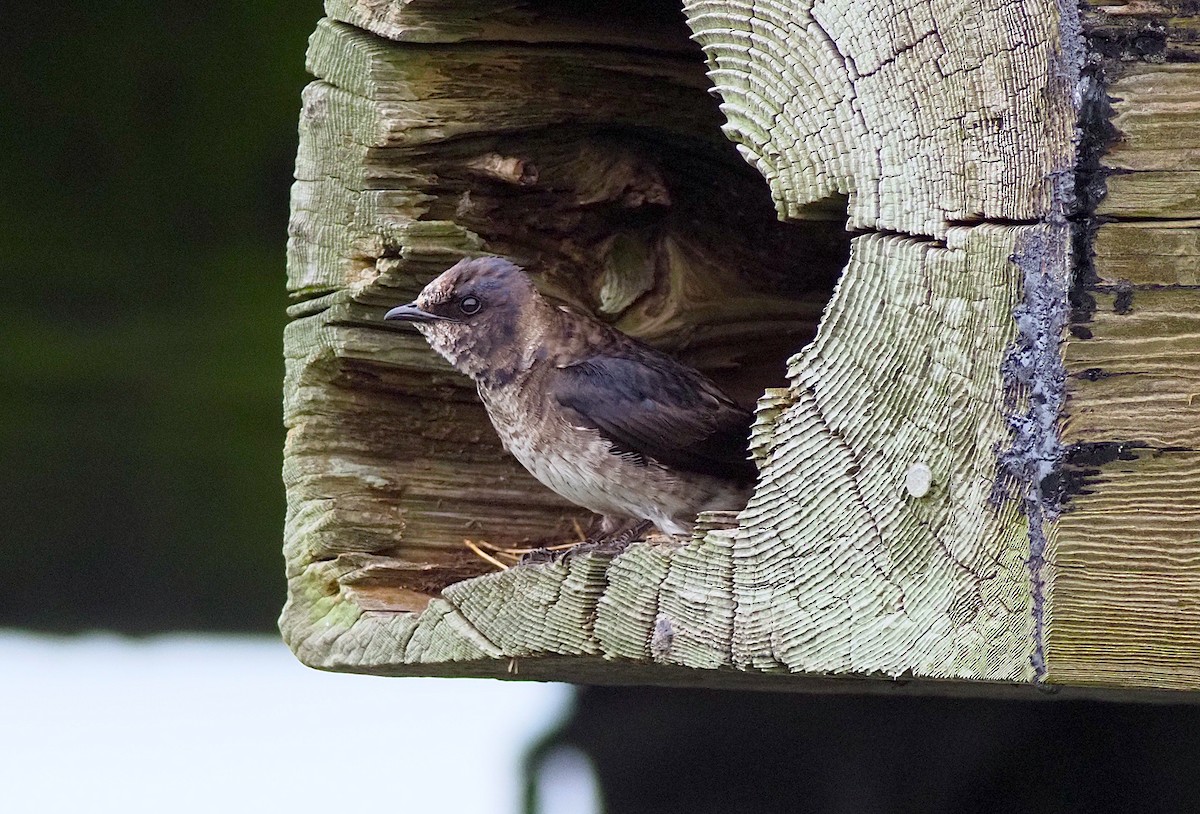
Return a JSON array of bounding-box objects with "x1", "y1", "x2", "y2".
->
[{"x1": 551, "y1": 354, "x2": 758, "y2": 484}]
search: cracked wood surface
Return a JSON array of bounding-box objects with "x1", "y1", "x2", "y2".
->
[
  {"x1": 683, "y1": 0, "x2": 1078, "y2": 235},
  {"x1": 282, "y1": 0, "x2": 1200, "y2": 697}
]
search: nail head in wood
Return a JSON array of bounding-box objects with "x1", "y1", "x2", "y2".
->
[{"x1": 905, "y1": 462, "x2": 933, "y2": 499}]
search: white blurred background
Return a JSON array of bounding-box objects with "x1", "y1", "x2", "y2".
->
[{"x1": 0, "y1": 632, "x2": 598, "y2": 814}]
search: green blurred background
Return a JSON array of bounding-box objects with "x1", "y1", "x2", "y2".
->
[{"x1": 0, "y1": 2, "x2": 318, "y2": 632}]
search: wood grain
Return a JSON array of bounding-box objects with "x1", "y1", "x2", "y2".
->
[
  {"x1": 1049, "y1": 6, "x2": 1200, "y2": 692},
  {"x1": 1049, "y1": 450, "x2": 1200, "y2": 690},
  {"x1": 682, "y1": 0, "x2": 1077, "y2": 236}
]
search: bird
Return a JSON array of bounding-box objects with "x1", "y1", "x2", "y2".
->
[{"x1": 384, "y1": 256, "x2": 757, "y2": 548}]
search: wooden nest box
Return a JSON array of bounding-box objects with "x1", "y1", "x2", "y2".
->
[{"x1": 282, "y1": 0, "x2": 1200, "y2": 697}]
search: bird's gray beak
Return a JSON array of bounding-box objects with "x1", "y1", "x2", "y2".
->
[{"x1": 383, "y1": 303, "x2": 455, "y2": 323}]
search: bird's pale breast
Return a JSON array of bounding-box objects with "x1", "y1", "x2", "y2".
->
[{"x1": 478, "y1": 378, "x2": 748, "y2": 535}]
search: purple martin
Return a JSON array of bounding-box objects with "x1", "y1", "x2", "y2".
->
[{"x1": 384, "y1": 257, "x2": 756, "y2": 544}]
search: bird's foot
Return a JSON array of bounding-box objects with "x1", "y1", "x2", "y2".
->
[
  {"x1": 517, "y1": 547, "x2": 558, "y2": 565},
  {"x1": 642, "y1": 530, "x2": 687, "y2": 546},
  {"x1": 517, "y1": 520, "x2": 665, "y2": 566},
  {"x1": 555, "y1": 520, "x2": 654, "y2": 565}
]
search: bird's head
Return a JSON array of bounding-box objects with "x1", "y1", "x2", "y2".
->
[{"x1": 384, "y1": 256, "x2": 546, "y2": 382}]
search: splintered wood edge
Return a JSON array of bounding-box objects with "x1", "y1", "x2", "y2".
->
[{"x1": 324, "y1": 0, "x2": 699, "y2": 51}]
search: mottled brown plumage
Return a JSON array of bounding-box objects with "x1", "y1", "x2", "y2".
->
[{"x1": 385, "y1": 257, "x2": 756, "y2": 540}]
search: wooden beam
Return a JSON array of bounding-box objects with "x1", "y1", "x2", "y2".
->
[{"x1": 281, "y1": 0, "x2": 1200, "y2": 698}]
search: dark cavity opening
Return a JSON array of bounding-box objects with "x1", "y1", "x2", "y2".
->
[{"x1": 409, "y1": 25, "x2": 850, "y2": 407}]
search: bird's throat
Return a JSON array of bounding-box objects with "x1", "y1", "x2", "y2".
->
[{"x1": 419, "y1": 310, "x2": 547, "y2": 390}]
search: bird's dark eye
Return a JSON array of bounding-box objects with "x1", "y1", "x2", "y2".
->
[{"x1": 459, "y1": 296, "x2": 481, "y2": 315}]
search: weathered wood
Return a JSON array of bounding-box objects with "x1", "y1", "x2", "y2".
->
[
  {"x1": 1045, "y1": 2, "x2": 1200, "y2": 691},
  {"x1": 283, "y1": 2, "x2": 849, "y2": 658},
  {"x1": 1097, "y1": 63, "x2": 1200, "y2": 219},
  {"x1": 282, "y1": 0, "x2": 1200, "y2": 698},
  {"x1": 324, "y1": 0, "x2": 698, "y2": 51},
  {"x1": 686, "y1": 0, "x2": 1077, "y2": 234}
]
